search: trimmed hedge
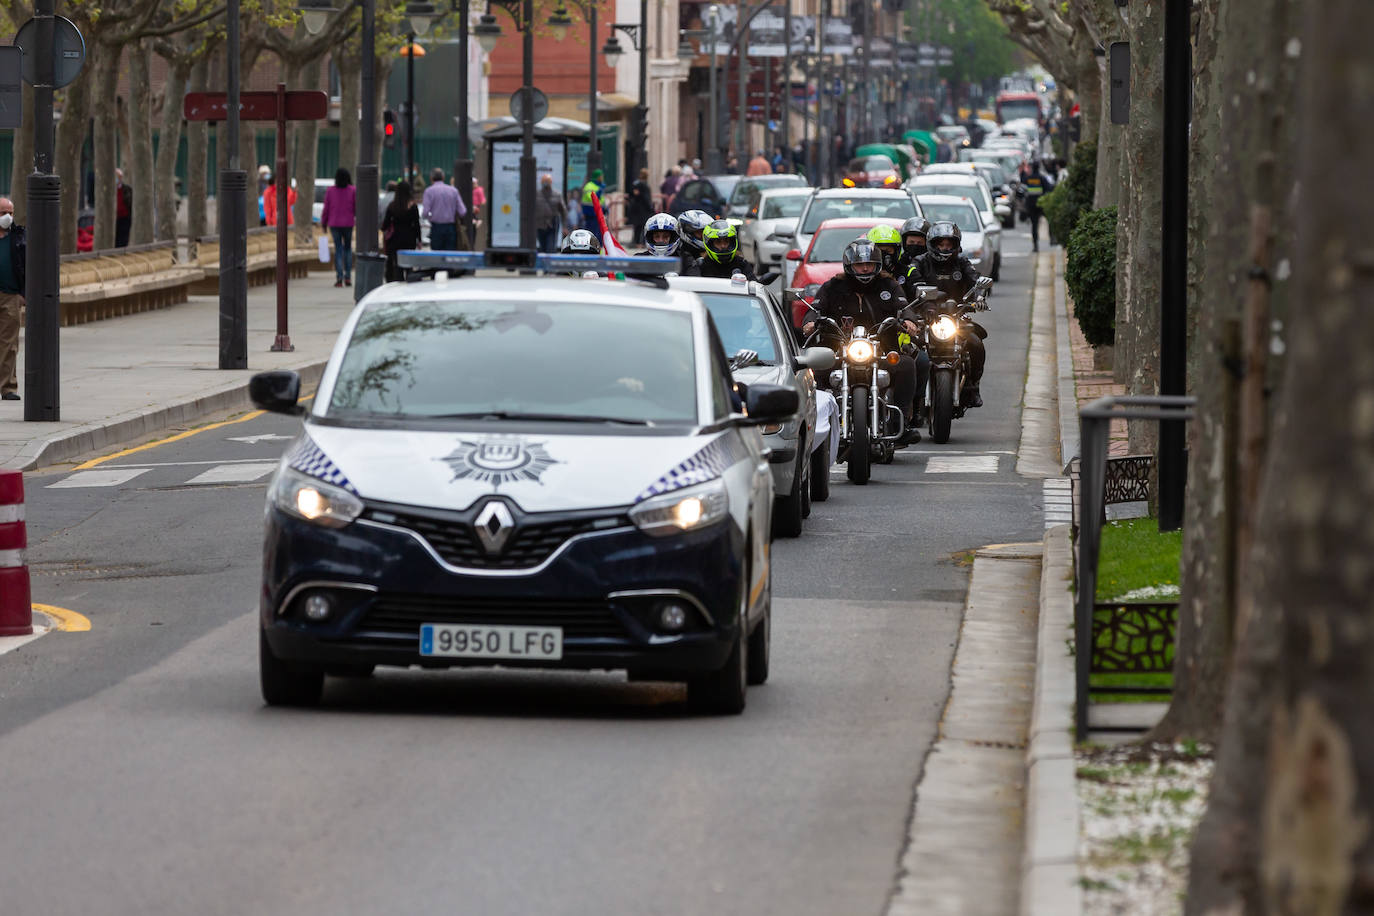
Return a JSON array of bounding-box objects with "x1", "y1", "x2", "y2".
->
[
  {"x1": 1066, "y1": 205, "x2": 1117, "y2": 348},
  {"x1": 1040, "y1": 139, "x2": 1097, "y2": 246}
]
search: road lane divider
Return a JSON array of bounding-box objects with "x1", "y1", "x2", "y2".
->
[
  {"x1": 32, "y1": 603, "x2": 92, "y2": 632},
  {"x1": 0, "y1": 470, "x2": 33, "y2": 636}
]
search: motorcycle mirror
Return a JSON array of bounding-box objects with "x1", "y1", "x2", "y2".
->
[{"x1": 975, "y1": 276, "x2": 993, "y2": 290}]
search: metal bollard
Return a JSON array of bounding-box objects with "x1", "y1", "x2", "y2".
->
[{"x1": 0, "y1": 469, "x2": 32, "y2": 636}]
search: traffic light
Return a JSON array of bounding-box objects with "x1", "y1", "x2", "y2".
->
[{"x1": 383, "y1": 108, "x2": 397, "y2": 149}]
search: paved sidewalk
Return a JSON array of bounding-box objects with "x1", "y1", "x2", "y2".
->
[{"x1": 0, "y1": 274, "x2": 356, "y2": 469}]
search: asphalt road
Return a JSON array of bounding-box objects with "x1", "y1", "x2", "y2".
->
[{"x1": 0, "y1": 230, "x2": 1047, "y2": 915}]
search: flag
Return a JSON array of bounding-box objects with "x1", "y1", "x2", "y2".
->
[{"x1": 592, "y1": 193, "x2": 628, "y2": 257}]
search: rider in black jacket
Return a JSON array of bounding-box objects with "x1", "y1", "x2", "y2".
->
[
  {"x1": 905, "y1": 221, "x2": 986, "y2": 407},
  {"x1": 803, "y1": 240, "x2": 924, "y2": 443},
  {"x1": 684, "y1": 219, "x2": 756, "y2": 280}
]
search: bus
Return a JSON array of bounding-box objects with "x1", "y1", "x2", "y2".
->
[{"x1": 995, "y1": 91, "x2": 1042, "y2": 125}]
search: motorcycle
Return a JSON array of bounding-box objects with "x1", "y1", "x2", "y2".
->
[
  {"x1": 916, "y1": 276, "x2": 993, "y2": 444},
  {"x1": 805, "y1": 315, "x2": 906, "y2": 485}
]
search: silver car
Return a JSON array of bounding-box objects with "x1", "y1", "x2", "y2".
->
[
  {"x1": 667, "y1": 276, "x2": 836, "y2": 538},
  {"x1": 739, "y1": 187, "x2": 813, "y2": 269},
  {"x1": 908, "y1": 173, "x2": 1004, "y2": 280}
]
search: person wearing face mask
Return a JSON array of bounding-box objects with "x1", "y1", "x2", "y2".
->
[{"x1": 0, "y1": 197, "x2": 27, "y2": 401}]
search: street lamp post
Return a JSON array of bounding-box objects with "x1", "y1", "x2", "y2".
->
[
  {"x1": 24, "y1": 0, "x2": 59, "y2": 420},
  {"x1": 405, "y1": 34, "x2": 417, "y2": 187},
  {"x1": 479, "y1": 0, "x2": 538, "y2": 250},
  {"x1": 549, "y1": 2, "x2": 600, "y2": 176},
  {"x1": 608, "y1": 0, "x2": 649, "y2": 181},
  {"x1": 706, "y1": 5, "x2": 722, "y2": 173},
  {"x1": 355, "y1": 0, "x2": 383, "y2": 297}
]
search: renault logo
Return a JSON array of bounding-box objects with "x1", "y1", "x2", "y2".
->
[{"x1": 473, "y1": 501, "x2": 516, "y2": 555}]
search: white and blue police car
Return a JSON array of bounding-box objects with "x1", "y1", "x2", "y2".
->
[{"x1": 250, "y1": 250, "x2": 798, "y2": 714}]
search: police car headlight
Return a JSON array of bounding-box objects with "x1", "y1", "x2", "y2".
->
[
  {"x1": 630, "y1": 479, "x2": 729, "y2": 537},
  {"x1": 270, "y1": 467, "x2": 364, "y2": 529},
  {"x1": 845, "y1": 339, "x2": 876, "y2": 363},
  {"x1": 930, "y1": 315, "x2": 958, "y2": 341}
]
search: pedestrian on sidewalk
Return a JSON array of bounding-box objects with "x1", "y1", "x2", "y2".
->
[
  {"x1": 0, "y1": 197, "x2": 26, "y2": 401},
  {"x1": 263, "y1": 176, "x2": 297, "y2": 227},
  {"x1": 471, "y1": 177, "x2": 487, "y2": 247},
  {"x1": 321, "y1": 168, "x2": 357, "y2": 288},
  {"x1": 115, "y1": 169, "x2": 132, "y2": 248},
  {"x1": 535, "y1": 173, "x2": 566, "y2": 253},
  {"x1": 627, "y1": 168, "x2": 653, "y2": 244},
  {"x1": 422, "y1": 168, "x2": 466, "y2": 251},
  {"x1": 381, "y1": 181, "x2": 421, "y2": 282},
  {"x1": 580, "y1": 169, "x2": 605, "y2": 229}
]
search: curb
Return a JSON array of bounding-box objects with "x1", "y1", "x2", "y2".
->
[
  {"x1": 1016, "y1": 251, "x2": 1064, "y2": 478},
  {"x1": 8, "y1": 358, "x2": 330, "y2": 471},
  {"x1": 1019, "y1": 523, "x2": 1082, "y2": 916},
  {"x1": 1051, "y1": 249, "x2": 1079, "y2": 469}
]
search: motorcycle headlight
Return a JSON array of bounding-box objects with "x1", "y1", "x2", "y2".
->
[
  {"x1": 930, "y1": 315, "x2": 958, "y2": 341},
  {"x1": 846, "y1": 339, "x2": 876, "y2": 363},
  {"x1": 269, "y1": 466, "x2": 364, "y2": 528},
  {"x1": 630, "y1": 478, "x2": 729, "y2": 537}
]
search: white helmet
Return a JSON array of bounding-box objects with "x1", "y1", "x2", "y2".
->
[
  {"x1": 678, "y1": 210, "x2": 712, "y2": 254},
  {"x1": 643, "y1": 213, "x2": 680, "y2": 257}
]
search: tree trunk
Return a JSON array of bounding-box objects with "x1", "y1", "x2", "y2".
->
[
  {"x1": 1147, "y1": 0, "x2": 1229, "y2": 746},
  {"x1": 92, "y1": 47, "x2": 120, "y2": 250},
  {"x1": 337, "y1": 50, "x2": 360, "y2": 182},
  {"x1": 56, "y1": 67, "x2": 92, "y2": 254},
  {"x1": 289, "y1": 55, "x2": 324, "y2": 245},
  {"x1": 1122, "y1": 0, "x2": 1164, "y2": 452},
  {"x1": 154, "y1": 56, "x2": 191, "y2": 242},
  {"x1": 1094, "y1": 60, "x2": 1125, "y2": 208},
  {"x1": 1189, "y1": 5, "x2": 1370, "y2": 911},
  {"x1": 127, "y1": 40, "x2": 156, "y2": 245},
  {"x1": 186, "y1": 55, "x2": 210, "y2": 241}
]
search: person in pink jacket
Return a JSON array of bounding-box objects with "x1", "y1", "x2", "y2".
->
[{"x1": 320, "y1": 168, "x2": 357, "y2": 287}]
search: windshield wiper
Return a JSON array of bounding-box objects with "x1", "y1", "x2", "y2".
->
[{"x1": 424, "y1": 411, "x2": 653, "y2": 426}]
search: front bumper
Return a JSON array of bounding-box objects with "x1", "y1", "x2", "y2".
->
[{"x1": 261, "y1": 507, "x2": 745, "y2": 677}]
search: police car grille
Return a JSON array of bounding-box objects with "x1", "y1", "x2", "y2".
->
[
  {"x1": 358, "y1": 595, "x2": 626, "y2": 639},
  {"x1": 373, "y1": 510, "x2": 628, "y2": 570}
]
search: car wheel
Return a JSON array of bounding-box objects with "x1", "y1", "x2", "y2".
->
[
  {"x1": 746, "y1": 567, "x2": 771, "y2": 686},
  {"x1": 801, "y1": 442, "x2": 813, "y2": 519},
  {"x1": 260, "y1": 628, "x2": 324, "y2": 707},
  {"x1": 991, "y1": 252, "x2": 1001, "y2": 282},
  {"x1": 772, "y1": 449, "x2": 806, "y2": 539},
  {"x1": 810, "y1": 433, "x2": 832, "y2": 502},
  {"x1": 688, "y1": 560, "x2": 750, "y2": 715}
]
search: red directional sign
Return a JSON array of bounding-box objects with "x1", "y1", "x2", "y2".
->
[{"x1": 183, "y1": 90, "x2": 328, "y2": 122}]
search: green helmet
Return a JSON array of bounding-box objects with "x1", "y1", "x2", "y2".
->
[
  {"x1": 866, "y1": 225, "x2": 902, "y2": 273},
  {"x1": 702, "y1": 220, "x2": 739, "y2": 264}
]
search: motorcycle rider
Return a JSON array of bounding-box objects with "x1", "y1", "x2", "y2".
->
[
  {"x1": 865, "y1": 225, "x2": 903, "y2": 278},
  {"x1": 638, "y1": 212, "x2": 681, "y2": 259},
  {"x1": 685, "y1": 220, "x2": 757, "y2": 280},
  {"x1": 558, "y1": 228, "x2": 603, "y2": 276},
  {"x1": 676, "y1": 209, "x2": 713, "y2": 269},
  {"x1": 907, "y1": 221, "x2": 986, "y2": 408},
  {"x1": 1020, "y1": 159, "x2": 1055, "y2": 252},
  {"x1": 896, "y1": 217, "x2": 932, "y2": 279},
  {"x1": 802, "y1": 240, "x2": 924, "y2": 444}
]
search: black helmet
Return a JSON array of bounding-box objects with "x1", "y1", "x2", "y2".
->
[
  {"x1": 927, "y1": 221, "x2": 962, "y2": 263},
  {"x1": 841, "y1": 240, "x2": 882, "y2": 286},
  {"x1": 559, "y1": 228, "x2": 601, "y2": 255},
  {"x1": 900, "y1": 216, "x2": 932, "y2": 256}
]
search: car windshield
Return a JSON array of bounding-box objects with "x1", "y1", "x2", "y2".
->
[
  {"x1": 807, "y1": 226, "x2": 875, "y2": 263},
  {"x1": 919, "y1": 202, "x2": 982, "y2": 233},
  {"x1": 698, "y1": 294, "x2": 780, "y2": 365},
  {"x1": 328, "y1": 300, "x2": 698, "y2": 424},
  {"x1": 849, "y1": 157, "x2": 895, "y2": 173},
  {"x1": 729, "y1": 175, "x2": 805, "y2": 206},
  {"x1": 710, "y1": 175, "x2": 741, "y2": 201},
  {"x1": 915, "y1": 183, "x2": 991, "y2": 213},
  {"x1": 801, "y1": 196, "x2": 916, "y2": 233},
  {"x1": 761, "y1": 195, "x2": 807, "y2": 219}
]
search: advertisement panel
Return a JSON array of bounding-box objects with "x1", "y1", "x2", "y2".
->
[
  {"x1": 490, "y1": 140, "x2": 566, "y2": 248},
  {"x1": 821, "y1": 19, "x2": 853, "y2": 56}
]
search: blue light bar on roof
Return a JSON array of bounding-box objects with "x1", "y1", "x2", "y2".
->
[
  {"x1": 394, "y1": 250, "x2": 681, "y2": 277},
  {"x1": 395, "y1": 250, "x2": 487, "y2": 272}
]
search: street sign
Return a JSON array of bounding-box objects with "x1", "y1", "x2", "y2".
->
[
  {"x1": 0, "y1": 47, "x2": 21, "y2": 130},
  {"x1": 13, "y1": 16, "x2": 86, "y2": 89},
  {"x1": 509, "y1": 88, "x2": 549, "y2": 124},
  {"x1": 183, "y1": 90, "x2": 329, "y2": 122}
]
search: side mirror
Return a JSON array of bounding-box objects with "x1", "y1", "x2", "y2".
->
[
  {"x1": 785, "y1": 249, "x2": 803, "y2": 261},
  {"x1": 796, "y1": 346, "x2": 836, "y2": 372},
  {"x1": 742, "y1": 383, "x2": 800, "y2": 424},
  {"x1": 249, "y1": 370, "x2": 304, "y2": 415},
  {"x1": 757, "y1": 269, "x2": 781, "y2": 286}
]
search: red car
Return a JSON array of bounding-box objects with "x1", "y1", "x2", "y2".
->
[
  {"x1": 842, "y1": 155, "x2": 903, "y2": 189},
  {"x1": 784, "y1": 216, "x2": 906, "y2": 329}
]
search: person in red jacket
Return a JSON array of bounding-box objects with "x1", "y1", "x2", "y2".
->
[{"x1": 263, "y1": 178, "x2": 297, "y2": 227}]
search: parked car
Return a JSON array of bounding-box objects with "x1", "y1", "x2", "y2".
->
[
  {"x1": 908, "y1": 173, "x2": 1004, "y2": 279},
  {"x1": 783, "y1": 215, "x2": 906, "y2": 327},
  {"x1": 785, "y1": 188, "x2": 924, "y2": 284},
  {"x1": 252, "y1": 251, "x2": 795, "y2": 713},
  {"x1": 842, "y1": 155, "x2": 903, "y2": 189},
  {"x1": 935, "y1": 125, "x2": 972, "y2": 150},
  {"x1": 912, "y1": 195, "x2": 993, "y2": 277},
  {"x1": 739, "y1": 187, "x2": 813, "y2": 269},
  {"x1": 667, "y1": 275, "x2": 835, "y2": 536},
  {"x1": 668, "y1": 174, "x2": 742, "y2": 219},
  {"x1": 724, "y1": 174, "x2": 810, "y2": 220}
]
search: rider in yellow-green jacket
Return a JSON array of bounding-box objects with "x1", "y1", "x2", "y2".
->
[{"x1": 580, "y1": 169, "x2": 605, "y2": 228}]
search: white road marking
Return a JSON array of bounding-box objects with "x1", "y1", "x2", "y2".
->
[
  {"x1": 47, "y1": 468, "x2": 151, "y2": 489},
  {"x1": 104, "y1": 458, "x2": 286, "y2": 469},
  {"x1": 1043, "y1": 477, "x2": 1074, "y2": 529},
  {"x1": 0, "y1": 622, "x2": 51, "y2": 657},
  {"x1": 226, "y1": 434, "x2": 293, "y2": 445},
  {"x1": 925, "y1": 455, "x2": 1000, "y2": 474},
  {"x1": 184, "y1": 462, "x2": 280, "y2": 485}
]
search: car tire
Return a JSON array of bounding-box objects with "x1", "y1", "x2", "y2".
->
[
  {"x1": 260, "y1": 629, "x2": 324, "y2": 707},
  {"x1": 801, "y1": 441, "x2": 813, "y2": 519},
  {"x1": 991, "y1": 252, "x2": 1001, "y2": 282},
  {"x1": 688, "y1": 562, "x2": 750, "y2": 715},
  {"x1": 810, "y1": 433, "x2": 832, "y2": 502},
  {"x1": 746, "y1": 569, "x2": 771, "y2": 686},
  {"x1": 772, "y1": 448, "x2": 806, "y2": 539}
]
